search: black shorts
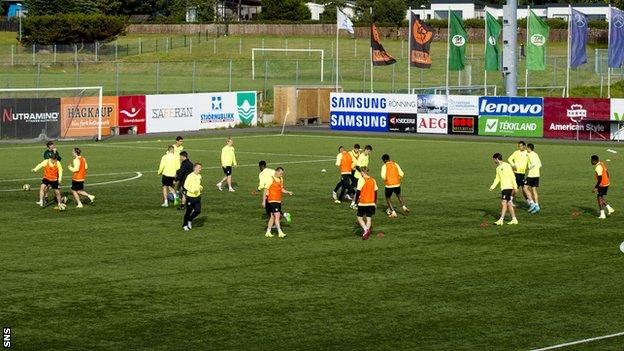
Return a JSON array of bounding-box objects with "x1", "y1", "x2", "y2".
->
[
  {"x1": 162, "y1": 176, "x2": 175, "y2": 187},
  {"x1": 222, "y1": 166, "x2": 233, "y2": 176},
  {"x1": 267, "y1": 202, "x2": 282, "y2": 214},
  {"x1": 385, "y1": 186, "x2": 401, "y2": 198},
  {"x1": 525, "y1": 177, "x2": 539, "y2": 187},
  {"x1": 42, "y1": 178, "x2": 59, "y2": 190},
  {"x1": 71, "y1": 180, "x2": 84, "y2": 191},
  {"x1": 597, "y1": 186, "x2": 608, "y2": 197},
  {"x1": 514, "y1": 173, "x2": 525, "y2": 188},
  {"x1": 501, "y1": 189, "x2": 513, "y2": 201},
  {"x1": 357, "y1": 205, "x2": 376, "y2": 217}
]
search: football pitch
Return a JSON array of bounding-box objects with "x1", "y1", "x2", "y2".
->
[{"x1": 1, "y1": 130, "x2": 624, "y2": 350}]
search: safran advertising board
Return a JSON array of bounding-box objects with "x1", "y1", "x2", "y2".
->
[{"x1": 329, "y1": 93, "x2": 419, "y2": 132}]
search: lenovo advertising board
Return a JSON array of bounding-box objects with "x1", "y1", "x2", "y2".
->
[
  {"x1": 543, "y1": 97, "x2": 610, "y2": 140},
  {"x1": 118, "y1": 95, "x2": 146, "y2": 134},
  {"x1": 478, "y1": 96, "x2": 544, "y2": 137},
  {"x1": 330, "y1": 93, "x2": 419, "y2": 132},
  {"x1": 610, "y1": 98, "x2": 624, "y2": 140},
  {"x1": 60, "y1": 96, "x2": 118, "y2": 138},
  {"x1": 417, "y1": 94, "x2": 448, "y2": 134},
  {"x1": 0, "y1": 98, "x2": 60, "y2": 139}
]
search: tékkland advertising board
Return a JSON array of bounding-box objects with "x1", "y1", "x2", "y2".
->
[
  {"x1": 478, "y1": 96, "x2": 544, "y2": 137},
  {"x1": 330, "y1": 93, "x2": 419, "y2": 132}
]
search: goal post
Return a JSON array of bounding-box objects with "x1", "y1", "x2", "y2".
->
[
  {"x1": 252, "y1": 48, "x2": 324, "y2": 82},
  {"x1": 0, "y1": 86, "x2": 104, "y2": 141}
]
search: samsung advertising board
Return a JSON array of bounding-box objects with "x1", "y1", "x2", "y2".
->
[
  {"x1": 330, "y1": 93, "x2": 419, "y2": 132},
  {"x1": 478, "y1": 97, "x2": 544, "y2": 137}
]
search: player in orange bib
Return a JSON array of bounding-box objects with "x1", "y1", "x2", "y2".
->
[
  {"x1": 354, "y1": 166, "x2": 378, "y2": 240},
  {"x1": 381, "y1": 154, "x2": 410, "y2": 218},
  {"x1": 332, "y1": 146, "x2": 354, "y2": 203},
  {"x1": 262, "y1": 167, "x2": 294, "y2": 238},
  {"x1": 32, "y1": 153, "x2": 63, "y2": 208},
  {"x1": 68, "y1": 148, "x2": 95, "y2": 208},
  {"x1": 591, "y1": 155, "x2": 615, "y2": 219}
]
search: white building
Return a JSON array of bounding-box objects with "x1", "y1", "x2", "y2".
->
[
  {"x1": 306, "y1": 2, "x2": 357, "y2": 21},
  {"x1": 411, "y1": 1, "x2": 609, "y2": 21}
]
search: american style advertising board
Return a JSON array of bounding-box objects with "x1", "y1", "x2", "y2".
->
[
  {"x1": 0, "y1": 98, "x2": 61, "y2": 139},
  {"x1": 478, "y1": 96, "x2": 544, "y2": 137},
  {"x1": 543, "y1": 97, "x2": 610, "y2": 140}
]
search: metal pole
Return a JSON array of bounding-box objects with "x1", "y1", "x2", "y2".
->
[
  {"x1": 115, "y1": 40, "x2": 118, "y2": 60},
  {"x1": 97, "y1": 87, "x2": 102, "y2": 141},
  {"x1": 36, "y1": 63, "x2": 40, "y2": 88},
  {"x1": 566, "y1": 4, "x2": 571, "y2": 98},
  {"x1": 213, "y1": 38, "x2": 216, "y2": 54},
  {"x1": 11, "y1": 45, "x2": 14, "y2": 66},
  {"x1": 75, "y1": 62, "x2": 79, "y2": 86},
  {"x1": 192, "y1": 60, "x2": 196, "y2": 93},
  {"x1": 391, "y1": 63, "x2": 396, "y2": 92},
  {"x1": 354, "y1": 38, "x2": 357, "y2": 57},
  {"x1": 190, "y1": 37, "x2": 193, "y2": 54},
  {"x1": 32, "y1": 44, "x2": 35, "y2": 65},
  {"x1": 309, "y1": 40, "x2": 311, "y2": 57},
  {"x1": 263, "y1": 60, "x2": 268, "y2": 99},
  {"x1": 296, "y1": 60, "x2": 299, "y2": 85},
  {"x1": 156, "y1": 61, "x2": 160, "y2": 94},
  {"x1": 95, "y1": 41, "x2": 98, "y2": 62},
  {"x1": 408, "y1": 7, "x2": 412, "y2": 93},
  {"x1": 74, "y1": 44, "x2": 78, "y2": 64},
  {"x1": 228, "y1": 59, "x2": 233, "y2": 91},
  {"x1": 116, "y1": 62, "x2": 120, "y2": 96},
  {"x1": 239, "y1": 37, "x2": 242, "y2": 55},
  {"x1": 445, "y1": 6, "x2": 451, "y2": 96},
  {"x1": 139, "y1": 38, "x2": 142, "y2": 55},
  {"x1": 53, "y1": 44, "x2": 57, "y2": 64},
  {"x1": 503, "y1": 0, "x2": 518, "y2": 96},
  {"x1": 401, "y1": 39, "x2": 404, "y2": 59}
]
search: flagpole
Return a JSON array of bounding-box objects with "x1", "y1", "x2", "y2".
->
[
  {"x1": 566, "y1": 5, "x2": 572, "y2": 98},
  {"x1": 484, "y1": 7, "x2": 488, "y2": 95},
  {"x1": 608, "y1": 5, "x2": 612, "y2": 98},
  {"x1": 370, "y1": 7, "x2": 374, "y2": 93},
  {"x1": 336, "y1": 7, "x2": 340, "y2": 91},
  {"x1": 408, "y1": 7, "x2": 412, "y2": 94},
  {"x1": 446, "y1": 6, "x2": 451, "y2": 96},
  {"x1": 525, "y1": 6, "x2": 529, "y2": 97}
]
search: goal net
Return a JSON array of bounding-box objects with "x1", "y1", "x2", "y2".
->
[{"x1": 0, "y1": 86, "x2": 104, "y2": 142}]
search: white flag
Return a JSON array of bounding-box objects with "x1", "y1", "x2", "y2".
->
[{"x1": 337, "y1": 8, "x2": 354, "y2": 34}]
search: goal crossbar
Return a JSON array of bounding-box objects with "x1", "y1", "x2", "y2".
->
[
  {"x1": 0, "y1": 86, "x2": 104, "y2": 140},
  {"x1": 252, "y1": 48, "x2": 324, "y2": 82}
]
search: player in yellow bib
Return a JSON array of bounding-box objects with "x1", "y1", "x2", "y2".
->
[{"x1": 489, "y1": 153, "x2": 518, "y2": 226}]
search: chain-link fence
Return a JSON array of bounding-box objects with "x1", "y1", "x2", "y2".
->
[{"x1": 0, "y1": 36, "x2": 618, "y2": 99}]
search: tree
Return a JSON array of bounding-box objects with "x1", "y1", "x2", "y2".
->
[
  {"x1": 260, "y1": 0, "x2": 311, "y2": 21},
  {"x1": 356, "y1": 0, "x2": 407, "y2": 26},
  {"x1": 319, "y1": 0, "x2": 348, "y2": 21}
]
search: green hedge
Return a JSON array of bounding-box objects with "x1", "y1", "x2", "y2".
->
[{"x1": 22, "y1": 14, "x2": 126, "y2": 45}]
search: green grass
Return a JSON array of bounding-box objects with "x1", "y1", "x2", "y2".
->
[
  {"x1": 0, "y1": 33, "x2": 619, "y2": 98},
  {"x1": 1, "y1": 130, "x2": 624, "y2": 350}
]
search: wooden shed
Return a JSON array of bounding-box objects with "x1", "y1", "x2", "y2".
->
[{"x1": 273, "y1": 85, "x2": 343, "y2": 126}]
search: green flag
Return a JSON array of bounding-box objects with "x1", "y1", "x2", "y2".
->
[
  {"x1": 485, "y1": 11, "x2": 501, "y2": 71},
  {"x1": 526, "y1": 10, "x2": 550, "y2": 71},
  {"x1": 448, "y1": 11, "x2": 468, "y2": 71}
]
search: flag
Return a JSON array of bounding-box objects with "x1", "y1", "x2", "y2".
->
[
  {"x1": 485, "y1": 11, "x2": 501, "y2": 71},
  {"x1": 448, "y1": 11, "x2": 468, "y2": 71},
  {"x1": 337, "y1": 8, "x2": 354, "y2": 34},
  {"x1": 410, "y1": 13, "x2": 434, "y2": 68},
  {"x1": 570, "y1": 8, "x2": 588, "y2": 68},
  {"x1": 371, "y1": 23, "x2": 396, "y2": 66},
  {"x1": 526, "y1": 10, "x2": 550, "y2": 71},
  {"x1": 609, "y1": 7, "x2": 624, "y2": 68}
]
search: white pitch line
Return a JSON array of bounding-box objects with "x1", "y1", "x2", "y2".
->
[
  {"x1": 85, "y1": 143, "x2": 332, "y2": 158},
  {"x1": 0, "y1": 159, "x2": 333, "y2": 191},
  {"x1": 0, "y1": 172, "x2": 143, "y2": 192},
  {"x1": 530, "y1": 331, "x2": 624, "y2": 351}
]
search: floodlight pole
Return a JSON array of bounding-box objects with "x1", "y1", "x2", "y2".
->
[{"x1": 502, "y1": 0, "x2": 518, "y2": 96}]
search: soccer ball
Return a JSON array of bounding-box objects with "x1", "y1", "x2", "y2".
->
[
  {"x1": 386, "y1": 208, "x2": 393, "y2": 215},
  {"x1": 58, "y1": 203, "x2": 66, "y2": 211},
  {"x1": 283, "y1": 212, "x2": 292, "y2": 224},
  {"x1": 22, "y1": 184, "x2": 31, "y2": 191},
  {"x1": 167, "y1": 192, "x2": 176, "y2": 202},
  {"x1": 61, "y1": 196, "x2": 68, "y2": 204}
]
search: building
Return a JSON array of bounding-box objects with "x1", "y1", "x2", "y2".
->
[
  {"x1": 2, "y1": 0, "x2": 26, "y2": 17},
  {"x1": 411, "y1": 0, "x2": 610, "y2": 21},
  {"x1": 306, "y1": 2, "x2": 356, "y2": 21}
]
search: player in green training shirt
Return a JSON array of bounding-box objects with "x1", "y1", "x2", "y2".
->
[{"x1": 489, "y1": 153, "x2": 519, "y2": 226}]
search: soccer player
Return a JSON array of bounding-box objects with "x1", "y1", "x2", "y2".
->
[
  {"x1": 591, "y1": 155, "x2": 615, "y2": 219},
  {"x1": 381, "y1": 154, "x2": 409, "y2": 217},
  {"x1": 173, "y1": 136, "x2": 184, "y2": 157},
  {"x1": 67, "y1": 148, "x2": 95, "y2": 208},
  {"x1": 32, "y1": 154, "x2": 63, "y2": 208},
  {"x1": 332, "y1": 146, "x2": 353, "y2": 203},
  {"x1": 262, "y1": 167, "x2": 294, "y2": 238},
  {"x1": 217, "y1": 137, "x2": 237, "y2": 192},
  {"x1": 182, "y1": 163, "x2": 203, "y2": 231},
  {"x1": 350, "y1": 145, "x2": 372, "y2": 209},
  {"x1": 175, "y1": 151, "x2": 194, "y2": 210},
  {"x1": 348, "y1": 144, "x2": 361, "y2": 190},
  {"x1": 489, "y1": 153, "x2": 519, "y2": 226},
  {"x1": 354, "y1": 166, "x2": 378, "y2": 240},
  {"x1": 43, "y1": 141, "x2": 62, "y2": 161},
  {"x1": 525, "y1": 143, "x2": 542, "y2": 213},
  {"x1": 507, "y1": 141, "x2": 531, "y2": 207},
  {"x1": 158, "y1": 145, "x2": 180, "y2": 207}
]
